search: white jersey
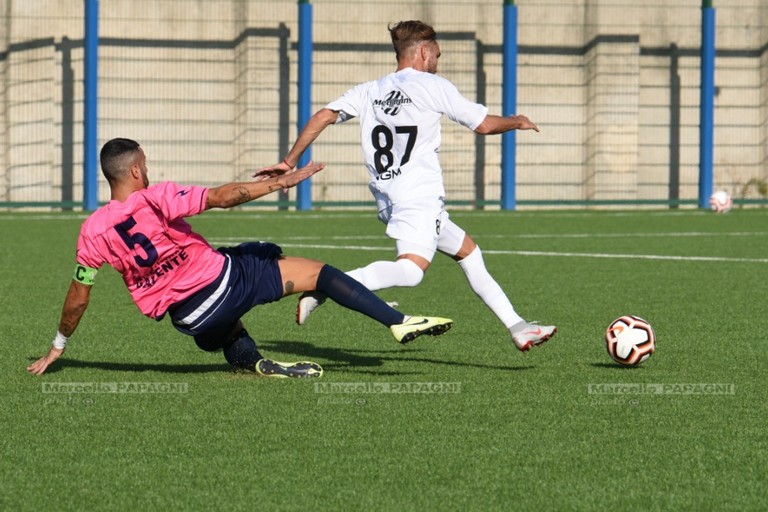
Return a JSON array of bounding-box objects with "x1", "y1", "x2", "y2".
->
[{"x1": 326, "y1": 68, "x2": 488, "y2": 206}]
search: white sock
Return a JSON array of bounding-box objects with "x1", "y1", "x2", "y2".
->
[
  {"x1": 458, "y1": 247, "x2": 524, "y2": 328},
  {"x1": 346, "y1": 259, "x2": 424, "y2": 291}
]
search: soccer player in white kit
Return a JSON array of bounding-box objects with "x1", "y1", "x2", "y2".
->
[{"x1": 257, "y1": 21, "x2": 556, "y2": 352}]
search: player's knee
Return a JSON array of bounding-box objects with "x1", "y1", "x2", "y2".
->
[
  {"x1": 193, "y1": 321, "x2": 242, "y2": 352},
  {"x1": 459, "y1": 245, "x2": 484, "y2": 266},
  {"x1": 194, "y1": 336, "x2": 223, "y2": 352},
  {"x1": 396, "y1": 258, "x2": 425, "y2": 287}
]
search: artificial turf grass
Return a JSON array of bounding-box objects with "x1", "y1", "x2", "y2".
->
[{"x1": 3, "y1": 209, "x2": 766, "y2": 511}]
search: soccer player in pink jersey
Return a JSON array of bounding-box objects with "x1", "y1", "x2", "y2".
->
[
  {"x1": 27, "y1": 138, "x2": 452, "y2": 378},
  {"x1": 257, "y1": 21, "x2": 556, "y2": 352}
]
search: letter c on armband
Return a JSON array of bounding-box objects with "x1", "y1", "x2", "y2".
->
[{"x1": 73, "y1": 264, "x2": 98, "y2": 285}]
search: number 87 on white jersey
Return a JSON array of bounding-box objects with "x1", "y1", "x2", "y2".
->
[{"x1": 325, "y1": 67, "x2": 488, "y2": 203}]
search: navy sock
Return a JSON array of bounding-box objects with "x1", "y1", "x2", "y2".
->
[
  {"x1": 223, "y1": 328, "x2": 263, "y2": 370},
  {"x1": 316, "y1": 265, "x2": 405, "y2": 327}
]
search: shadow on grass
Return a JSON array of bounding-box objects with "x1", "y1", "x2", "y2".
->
[
  {"x1": 27, "y1": 339, "x2": 534, "y2": 375},
  {"x1": 590, "y1": 362, "x2": 644, "y2": 370},
  {"x1": 259, "y1": 340, "x2": 534, "y2": 373},
  {"x1": 26, "y1": 357, "x2": 228, "y2": 375}
]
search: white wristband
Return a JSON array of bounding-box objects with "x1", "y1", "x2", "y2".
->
[{"x1": 52, "y1": 331, "x2": 69, "y2": 350}]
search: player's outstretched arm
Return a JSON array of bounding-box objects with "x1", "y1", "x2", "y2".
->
[
  {"x1": 253, "y1": 108, "x2": 339, "y2": 180},
  {"x1": 208, "y1": 162, "x2": 325, "y2": 209},
  {"x1": 474, "y1": 114, "x2": 539, "y2": 135},
  {"x1": 28, "y1": 280, "x2": 92, "y2": 375}
]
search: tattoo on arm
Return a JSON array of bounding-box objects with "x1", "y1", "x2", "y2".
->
[
  {"x1": 285, "y1": 280, "x2": 295, "y2": 294},
  {"x1": 233, "y1": 185, "x2": 251, "y2": 205}
]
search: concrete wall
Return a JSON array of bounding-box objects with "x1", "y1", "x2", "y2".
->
[{"x1": 0, "y1": 0, "x2": 765, "y2": 208}]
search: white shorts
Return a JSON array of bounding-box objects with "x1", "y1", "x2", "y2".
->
[{"x1": 376, "y1": 197, "x2": 465, "y2": 261}]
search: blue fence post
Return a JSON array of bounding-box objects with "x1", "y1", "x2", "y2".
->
[
  {"x1": 699, "y1": 1, "x2": 716, "y2": 208},
  {"x1": 296, "y1": 0, "x2": 313, "y2": 210},
  {"x1": 501, "y1": 0, "x2": 518, "y2": 210},
  {"x1": 84, "y1": 0, "x2": 99, "y2": 211}
]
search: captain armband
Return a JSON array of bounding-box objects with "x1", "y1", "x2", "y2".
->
[{"x1": 73, "y1": 264, "x2": 98, "y2": 285}]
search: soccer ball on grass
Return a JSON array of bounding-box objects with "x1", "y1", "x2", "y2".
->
[
  {"x1": 709, "y1": 190, "x2": 733, "y2": 213},
  {"x1": 605, "y1": 315, "x2": 656, "y2": 367}
]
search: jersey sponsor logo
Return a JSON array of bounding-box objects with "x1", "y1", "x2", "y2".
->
[
  {"x1": 373, "y1": 90, "x2": 412, "y2": 116},
  {"x1": 176, "y1": 189, "x2": 190, "y2": 197},
  {"x1": 376, "y1": 168, "x2": 402, "y2": 181}
]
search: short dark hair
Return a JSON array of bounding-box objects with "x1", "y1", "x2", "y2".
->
[
  {"x1": 388, "y1": 20, "x2": 437, "y2": 60},
  {"x1": 100, "y1": 138, "x2": 141, "y2": 183}
]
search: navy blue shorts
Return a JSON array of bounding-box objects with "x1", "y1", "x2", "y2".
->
[{"x1": 168, "y1": 242, "x2": 284, "y2": 347}]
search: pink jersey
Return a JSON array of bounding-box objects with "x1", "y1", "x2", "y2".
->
[{"x1": 76, "y1": 181, "x2": 225, "y2": 319}]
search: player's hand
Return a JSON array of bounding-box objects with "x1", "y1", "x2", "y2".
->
[
  {"x1": 253, "y1": 161, "x2": 292, "y2": 181},
  {"x1": 274, "y1": 161, "x2": 325, "y2": 190},
  {"x1": 27, "y1": 347, "x2": 65, "y2": 375},
  {"x1": 513, "y1": 115, "x2": 539, "y2": 132}
]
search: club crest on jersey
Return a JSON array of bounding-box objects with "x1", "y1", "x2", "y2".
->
[{"x1": 373, "y1": 90, "x2": 412, "y2": 116}]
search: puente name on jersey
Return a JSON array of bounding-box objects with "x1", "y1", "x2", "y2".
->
[{"x1": 134, "y1": 248, "x2": 190, "y2": 290}]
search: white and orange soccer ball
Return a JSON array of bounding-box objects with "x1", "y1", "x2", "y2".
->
[
  {"x1": 709, "y1": 190, "x2": 733, "y2": 213},
  {"x1": 605, "y1": 315, "x2": 656, "y2": 367}
]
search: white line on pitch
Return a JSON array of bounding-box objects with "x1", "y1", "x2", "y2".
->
[
  {"x1": 208, "y1": 241, "x2": 768, "y2": 264},
  {"x1": 268, "y1": 231, "x2": 767, "y2": 241},
  {"x1": 482, "y1": 249, "x2": 768, "y2": 264},
  {"x1": 476, "y1": 231, "x2": 768, "y2": 239}
]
